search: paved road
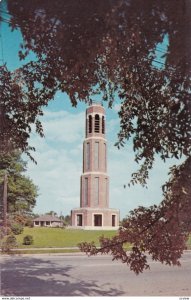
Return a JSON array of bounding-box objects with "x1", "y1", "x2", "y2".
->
[{"x1": 1, "y1": 252, "x2": 191, "y2": 296}]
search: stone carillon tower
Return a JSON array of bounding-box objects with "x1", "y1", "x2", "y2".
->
[{"x1": 71, "y1": 102, "x2": 119, "y2": 229}]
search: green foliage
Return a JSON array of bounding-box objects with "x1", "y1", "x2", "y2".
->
[
  {"x1": 1, "y1": 234, "x2": 18, "y2": 253},
  {"x1": 61, "y1": 215, "x2": 71, "y2": 226},
  {"x1": 11, "y1": 223, "x2": 24, "y2": 235},
  {"x1": 0, "y1": 151, "x2": 38, "y2": 214},
  {"x1": 11, "y1": 214, "x2": 28, "y2": 225},
  {"x1": 187, "y1": 235, "x2": 191, "y2": 250},
  {"x1": 25, "y1": 218, "x2": 34, "y2": 227},
  {"x1": 23, "y1": 234, "x2": 34, "y2": 245},
  {"x1": 45, "y1": 211, "x2": 58, "y2": 217}
]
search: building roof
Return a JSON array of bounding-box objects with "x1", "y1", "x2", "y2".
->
[{"x1": 33, "y1": 215, "x2": 62, "y2": 222}]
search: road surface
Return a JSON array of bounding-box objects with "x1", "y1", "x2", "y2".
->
[{"x1": 1, "y1": 252, "x2": 191, "y2": 296}]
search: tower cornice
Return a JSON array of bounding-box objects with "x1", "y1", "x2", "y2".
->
[
  {"x1": 84, "y1": 137, "x2": 107, "y2": 142},
  {"x1": 82, "y1": 171, "x2": 109, "y2": 176}
]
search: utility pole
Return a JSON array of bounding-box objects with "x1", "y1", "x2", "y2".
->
[
  {"x1": 3, "y1": 172, "x2": 8, "y2": 234},
  {"x1": 0, "y1": 181, "x2": 3, "y2": 222}
]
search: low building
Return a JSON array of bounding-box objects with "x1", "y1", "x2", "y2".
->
[{"x1": 33, "y1": 215, "x2": 63, "y2": 227}]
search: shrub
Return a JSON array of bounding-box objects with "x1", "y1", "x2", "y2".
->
[
  {"x1": 13, "y1": 214, "x2": 27, "y2": 225},
  {"x1": 11, "y1": 223, "x2": 24, "y2": 235},
  {"x1": 1, "y1": 235, "x2": 17, "y2": 253},
  {"x1": 23, "y1": 235, "x2": 34, "y2": 245},
  {"x1": 25, "y1": 218, "x2": 34, "y2": 227}
]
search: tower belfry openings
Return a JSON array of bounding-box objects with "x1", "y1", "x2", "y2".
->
[{"x1": 71, "y1": 102, "x2": 120, "y2": 230}]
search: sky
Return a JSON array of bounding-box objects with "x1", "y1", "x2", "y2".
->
[{"x1": 0, "y1": 2, "x2": 181, "y2": 219}]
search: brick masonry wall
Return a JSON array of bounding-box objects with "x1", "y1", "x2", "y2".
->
[{"x1": 71, "y1": 103, "x2": 120, "y2": 228}]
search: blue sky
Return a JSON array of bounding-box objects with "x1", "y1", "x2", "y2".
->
[{"x1": 0, "y1": 4, "x2": 180, "y2": 219}]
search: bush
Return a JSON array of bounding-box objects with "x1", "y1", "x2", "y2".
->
[
  {"x1": 1, "y1": 235, "x2": 18, "y2": 253},
  {"x1": 23, "y1": 235, "x2": 34, "y2": 245},
  {"x1": 11, "y1": 223, "x2": 24, "y2": 235},
  {"x1": 25, "y1": 218, "x2": 34, "y2": 227},
  {"x1": 13, "y1": 214, "x2": 27, "y2": 225}
]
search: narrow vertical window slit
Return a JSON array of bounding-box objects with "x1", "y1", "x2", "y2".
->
[{"x1": 95, "y1": 114, "x2": 100, "y2": 133}]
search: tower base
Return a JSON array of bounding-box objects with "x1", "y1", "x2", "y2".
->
[{"x1": 71, "y1": 207, "x2": 120, "y2": 230}]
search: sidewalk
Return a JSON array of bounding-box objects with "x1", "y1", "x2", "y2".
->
[
  {"x1": 0, "y1": 246, "x2": 81, "y2": 255},
  {"x1": 14, "y1": 247, "x2": 79, "y2": 250}
]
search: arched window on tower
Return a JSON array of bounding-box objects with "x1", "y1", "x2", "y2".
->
[
  {"x1": 95, "y1": 114, "x2": 100, "y2": 133},
  {"x1": 89, "y1": 115, "x2": 92, "y2": 133},
  {"x1": 102, "y1": 116, "x2": 105, "y2": 134}
]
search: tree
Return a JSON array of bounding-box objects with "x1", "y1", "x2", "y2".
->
[
  {"x1": 0, "y1": 0, "x2": 190, "y2": 272},
  {"x1": 45, "y1": 211, "x2": 58, "y2": 217},
  {"x1": 62, "y1": 215, "x2": 71, "y2": 226},
  {"x1": 0, "y1": 65, "x2": 46, "y2": 160},
  {"x1": 79, "y1": 157, "x2": 191, "y2": 274},
  {"x1": 4, "y1": 0, "x2": 190, "y2": 174},
  {"x1": 0, "y1": 151, "x2": 38, "y2": 214}
]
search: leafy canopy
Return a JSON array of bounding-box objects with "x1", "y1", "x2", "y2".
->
[
  {"x1": 4, "y1": 0, "x2": 190, "y2": 173},
  {"x1": 0, "y1": 0, "x2": 190, "y2": 272}
]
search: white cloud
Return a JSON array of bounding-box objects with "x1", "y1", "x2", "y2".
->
[
  {"x1": 40, "y1": 110, "x2": 84, "y2": 144},
  {"x1": 108, "y1": 143, "x2": 180, "y2": 217},
  {"x1": 25, "y1": 109, "x2": 83, "y2": 216},
  {"x1": 113, "y1": 103, "x2": 121, "y2": 113}
]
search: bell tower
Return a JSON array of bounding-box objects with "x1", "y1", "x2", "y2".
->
[{"x1": 71, "y1": 102, "x2": 119, "y2": 229}]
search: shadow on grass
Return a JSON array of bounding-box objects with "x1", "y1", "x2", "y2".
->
[{"x1": 1, "y1": 256, "x2": 124, "y2": 296}]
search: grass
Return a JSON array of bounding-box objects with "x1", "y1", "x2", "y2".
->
[
  {"x1": 187, "y1": 235, "x2": 191, "y2": 250},
  {"x1": 9, "y1": 249, "x2": 81, "y2": 255},
  {"x1": 1, "y1": 227, "x2": 190, "y2": 255},
  {"x1": 15, "y1": 227, "x2": 117, "y2": 249}
]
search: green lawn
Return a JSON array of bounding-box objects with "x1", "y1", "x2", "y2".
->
[
  {"x1": 187, "y1": 235, "x2": 191, "y2": 250},
  {"x1": 3, "y1": 227, "x2": 191, "y2": 255},
  {"x1": 15, "y1": 227, "x2": 117, "y2": 249}
]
